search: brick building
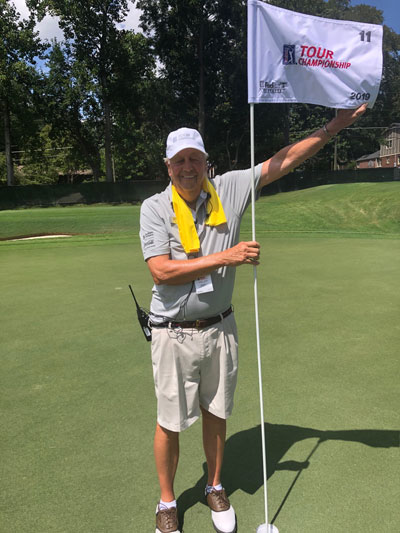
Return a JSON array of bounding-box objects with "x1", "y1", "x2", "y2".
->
[{"x1": 356, "y1": 123, "x2": 400, "y2": 169}]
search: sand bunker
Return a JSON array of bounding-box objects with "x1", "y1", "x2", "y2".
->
[{"x1": 9, "y1": 234, "x2": 72, "y2": 241}]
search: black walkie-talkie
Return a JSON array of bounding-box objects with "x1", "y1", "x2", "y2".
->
[{"x1": 129, "y1": 285, "x2": 152, "y2": 342}]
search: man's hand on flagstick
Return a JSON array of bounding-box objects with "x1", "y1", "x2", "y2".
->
[
  {"x1": 223, "y1": 241, "x2": 261, "y2": 266},
  {"x1": 327, "y1": 103, "x2": 368, "y2": 135}
]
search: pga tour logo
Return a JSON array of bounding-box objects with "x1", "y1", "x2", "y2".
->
[{"x1": 283, "y1": 44, "x2": 296, "y2": 65}]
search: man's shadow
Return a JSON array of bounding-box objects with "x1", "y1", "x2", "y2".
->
[{"x1": 176, "y1": 423, "x2": 399, "y2": 529}]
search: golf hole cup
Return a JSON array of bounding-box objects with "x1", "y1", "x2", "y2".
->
[{"x1": 256, "y1": 525, "x2": 279, "y2": 533}]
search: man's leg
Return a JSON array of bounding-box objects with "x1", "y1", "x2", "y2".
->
[
  {"x1": 201, "y1": 406, "x2": 236, "y2": 532},
  {"x1": 201, "y1": 405, "x2": 226, "y2": 486},
  {"x1": 154, "y1": 423, "x2": 180, "y2": 502}
]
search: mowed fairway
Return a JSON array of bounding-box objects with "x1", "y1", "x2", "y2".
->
[{"x1": 1, "y1": 183, "x2": 399, "y2": 533}]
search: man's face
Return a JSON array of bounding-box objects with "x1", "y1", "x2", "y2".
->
[{"x1": 167, "y1": 148, "x2": 207, "y2": 206}]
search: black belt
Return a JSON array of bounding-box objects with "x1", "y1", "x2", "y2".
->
[{"x1": 151, "y1": 306, "x2": 233, "y2": 330}]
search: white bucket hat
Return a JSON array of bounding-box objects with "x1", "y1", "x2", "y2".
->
[{"x1": 166, "y1": 127, "x2": 206, "y2": 159}]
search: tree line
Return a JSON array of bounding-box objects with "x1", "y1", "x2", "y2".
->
[{"x1": 1, "y1": 0, "x2": 399, "y2": 186}]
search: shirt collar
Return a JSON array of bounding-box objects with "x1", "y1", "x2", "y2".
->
[{"x1": 168, "y1": 184, "x2": 208, "y2": 212}]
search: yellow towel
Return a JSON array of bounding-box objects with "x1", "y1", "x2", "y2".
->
[{"x1": 172, "y1": 178, "x2": 227, "y2": 254}]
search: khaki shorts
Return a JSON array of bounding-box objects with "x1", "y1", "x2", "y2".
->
[{"x1": 151, "y1": 312, "x2": 238, "y2": 432}]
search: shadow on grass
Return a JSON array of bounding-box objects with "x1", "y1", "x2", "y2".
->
[{"x1": 176, "y1": 423, "x2": 399, "y2": 529}]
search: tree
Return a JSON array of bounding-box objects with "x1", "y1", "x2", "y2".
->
[
  {"x1": 0, "y1": 0, "x2": 46, "y2": 185},
  {"x1": 137, "y1": 0, "x2": 218, "y2": 137},
  {"x1": 334, "y1": 4, "x2": 400, "y2": 164},
  {"x1": 43, "y1": 29, "x2": 160, "y2": 182},
  {"x1": 259, "y1": 0, "x2": 400, "y2": 169},
  {"x1": 137, "y1": 0, "x2": 279, "y2": 171},
  {"x1": 44, "y1": 41, "x2": 104, "y2": 181},
  {"x1": 138, "y1": 0, "x2": 400, "y2": 174},
  {"x1": 29, "y1": 0, "x2": 131, "y2": 182},
  {"x1": 107, "y1": 31, "x2": 166, "y2": 180},
  {"x1": 13, "y1": 124, "x2": 87, "y2": 185}
]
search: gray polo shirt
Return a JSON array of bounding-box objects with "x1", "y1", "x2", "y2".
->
[{"x1": 139, "y1": 164, "x2": 263, "y2": 321}]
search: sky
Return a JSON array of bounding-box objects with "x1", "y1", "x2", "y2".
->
[
  {"x1": 12, "y1": 0, "x2": 141, "y2": 41},
  {"x1": 350, "y1": 0, "x2": 400, "y2": 34},
  {"x1": 12, "y1": 0, "x2": 400, "y2": 41}
]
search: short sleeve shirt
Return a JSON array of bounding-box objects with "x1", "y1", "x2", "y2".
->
[{"x1": 139, "y1": 164, "x2": 263, "y2": 321}]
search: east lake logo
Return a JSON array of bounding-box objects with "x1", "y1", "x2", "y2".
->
[{"x1": 259, "y1": 81, "x2": 288, "y2": 94}]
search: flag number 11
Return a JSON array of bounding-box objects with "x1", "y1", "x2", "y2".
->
[{"x1": 360, "y1": 30, "x2": 372, "y2": 42}]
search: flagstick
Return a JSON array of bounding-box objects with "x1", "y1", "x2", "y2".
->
[{"x1": 250, "y1": 103, "x2": 274, "y2": 533}]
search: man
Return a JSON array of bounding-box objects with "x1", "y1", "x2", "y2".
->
[{"x1": 139, "y1": 105, "x2": 366, "y2": 533}]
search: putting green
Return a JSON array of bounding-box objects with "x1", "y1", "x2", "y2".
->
[
  {"x1": 1, "y1": 228, "x2": 398, "y2": 532},
  {"x1": 1, "y1": 185, "x2": 399, "y2": 532}
]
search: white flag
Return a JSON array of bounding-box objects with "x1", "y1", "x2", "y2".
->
[{"x1": 247, "y1": 0, "x2": 383, "y2": 108}]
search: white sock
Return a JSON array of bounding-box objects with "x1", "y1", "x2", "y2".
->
[
  {"x1": 158, "y1": 499, "x2": 177, "y2": 510},
  {"x1": 206, "y1": 483, "x2": 223, "y2": 493}
]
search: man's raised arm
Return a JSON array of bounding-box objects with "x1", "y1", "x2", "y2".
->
[{"x1": 257, "y1": 104, "x2": 368, "y2": 190}]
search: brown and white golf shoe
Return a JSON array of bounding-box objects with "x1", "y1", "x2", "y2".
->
[
  {"x1": 155, "y1": 503, "x2": 180, "y2": 533},
  {"x1": 206, "y1": 488, "x2": 237, "y2": 533}
]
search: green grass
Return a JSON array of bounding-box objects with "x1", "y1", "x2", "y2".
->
[
  {"x1": 1, "y1": 185, "x2": 399, "y2": 532},
  {"x1": 1, "y1": 182, "x2": 400, "y2": 241},
  {"x1": 250, "y1": 182, "x2": 400, "y2": 237},
  {"x1": 0, "y1": 204, "x2": 139, "y2": 240}
]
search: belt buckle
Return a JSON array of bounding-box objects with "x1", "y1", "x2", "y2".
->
[{"x1": 195, "y1": 319, "x2": 205, "y2": 329}]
